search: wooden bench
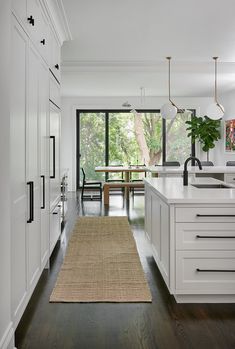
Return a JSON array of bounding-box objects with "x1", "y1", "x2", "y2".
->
[{"x1": 103, "y1": 182, "x2": 144, "y2": 205}]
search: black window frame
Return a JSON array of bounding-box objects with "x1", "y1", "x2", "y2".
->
[{"x1": 76, "y1": 109, "x2": 195, "y2": 189}]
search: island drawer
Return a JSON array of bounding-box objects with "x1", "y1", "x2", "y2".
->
[
  {"x1": 175, "y1": 207, "x2": 235, "y2": 223},
  {"x1": 176, "y1": 250, "x2": 235, "y2": 293},
  {"x1": 176, "y1": 223, "x2": 235, "y2": 250}
]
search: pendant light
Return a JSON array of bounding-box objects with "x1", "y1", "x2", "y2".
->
[
  {"x1": 161, "y1": 57, "x2": 178, "y2": 119},
  {"x1": 130, "y1": 87, "x2": 145, "y2": 114},
  {"x1": 206, "y1": 57, "x2": 224, "y2": 120}
]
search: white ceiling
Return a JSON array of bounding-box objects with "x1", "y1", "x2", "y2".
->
[{"x1": 61, "y1": 0, "x2": 235, "y2": 97}]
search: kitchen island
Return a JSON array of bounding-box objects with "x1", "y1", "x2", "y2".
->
[
  {"x1": 144, "y1": 177, "x2": 235, "y2": 303},
  {"x1": 148, "y1": 165, "x2": 235, "y2": 184}
]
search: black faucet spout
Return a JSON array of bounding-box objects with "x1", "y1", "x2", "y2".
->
[{"x1": 183, "y1": 156, "x2": 202, "y2": 186}]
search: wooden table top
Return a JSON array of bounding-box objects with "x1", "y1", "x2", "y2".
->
[{"x1": 95, "y1": 166, "x2": 148, "y2": 173}]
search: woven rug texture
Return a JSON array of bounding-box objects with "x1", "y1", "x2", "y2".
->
[{"x1": 50, "y1": 216, "x2": 152, "y2": 303}]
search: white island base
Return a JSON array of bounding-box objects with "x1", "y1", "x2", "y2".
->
[{"x1": 144, "y1": 177, "x2": 235, "y2": 303}]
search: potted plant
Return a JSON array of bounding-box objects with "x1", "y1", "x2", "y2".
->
[{"x1": 186, "y1": 115, "x2": 221, "y2": 161}]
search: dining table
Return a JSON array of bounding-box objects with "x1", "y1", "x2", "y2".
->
[
  {"x1": 95, "y1": 165, "x2": 148, "y2": 198},
  {"x1": 95, "y1": 165, "x2": 148, "y2": 182}
]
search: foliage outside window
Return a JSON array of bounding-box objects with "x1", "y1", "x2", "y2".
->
[{"x1": 78, "y1": 111, "x2": 194, "y2": 184}]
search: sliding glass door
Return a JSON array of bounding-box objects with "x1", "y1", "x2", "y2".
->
[
  {"x1": 109, "y1": 112, "x2": 163, "y2": 167},
  {"x1": 78, "y1": 112, "x2": 106, "y2": 186},
  {"x1": 165, "y1": 112, "x2": 193, "y2": 163},
  {"x1": 76, "y1": 110, "x2": 195, "y2": 189}
]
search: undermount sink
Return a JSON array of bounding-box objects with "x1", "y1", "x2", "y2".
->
[{"x1": 191, "y1": 184, "x2": 232, "y2": 189}]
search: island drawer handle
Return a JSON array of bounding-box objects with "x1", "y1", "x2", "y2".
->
[
  {"x1": 196, "y1": 268, "x2": 235, "y2": 272},
  {"x1": 196, "y1": 235, "x2": 235, "y2": 239},
  {"x1": 196, "y1": 214, "x2": 235, "y2": 217}
]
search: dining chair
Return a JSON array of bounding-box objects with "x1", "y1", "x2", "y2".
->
[
  {"x1": 163, "y1": 161, "x2": 180, "y2": 166},
  {"x1": 81, "y1": 168, "x2": 102, "y2": 201},
  {"x1": 130, "y1": 164, "x2": 146, "y2": 195},
  {"x1": 106, "y1": 164, "x2": 124, "y2": 195},
  {"x1": 196, "y1": 161, "x2": 214, "y2": 166},
  {"x1": 226, "y1": 161, "x2": 235, "y2": 166}
]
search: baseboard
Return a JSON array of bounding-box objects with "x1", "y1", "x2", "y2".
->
[{"x1": 0, "y1": 322, "x2": 14, "y2": 349}]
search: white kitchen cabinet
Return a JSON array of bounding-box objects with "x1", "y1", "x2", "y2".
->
[
  {"x1": 50, "y1": 203, "x2": 62, "y2": 255},
  {"x1": 50, "y1": 30, "x2": 61, "y2": 82},
  {"x1": 27, "y1": 43, "x2": 41, "y2": 290},
  {"x1": 145, "y1": 185, "x2": 152, "y2": 241},
  {"x1": 39, "y1": 59, "x2": 50, "y2": 269},
  {"x1": 50, "y1": 75, "x2": 61, "y2": 108},
  {"x1": 145, "y1": 184, "x2": 170, "y2": 286},
  {"x1": 145, "y1": 177, "x2": 235, "y2": 303},
  {"x1": 10, "y1": 14, "x2": 53, "y2": 329},
  {"x1": 10, "y1": 17, "x2": 28, "y2": 326},
  {"x1": 176, "y1": 250, "x2": 235, "y2": 293},
  {"x1": 8, "y1": 0, "x2": 64, "y2": 344},
  {"x1": 49, "y1": 102, "x2": 61, "y2": 210}
]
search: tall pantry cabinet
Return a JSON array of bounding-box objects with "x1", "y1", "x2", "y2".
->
[{"x1": 10, "y1": 1, "x2": 62, "y2": 331}]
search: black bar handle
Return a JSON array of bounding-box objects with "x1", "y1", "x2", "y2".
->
[
  {"x1": 41, "y1": 175, "x2": 45, "y2": 209},
  {"x1": 31, "y1": 181, "x2": 34, "y2": 222},
  {"x1": 27, "y1": 182, "x2": 32, "y2": 223},
  {"x1": 196, "y1": 235, "x2": 235, "y2": 239},
  {"x1": 196, "y1": 214, "x2": 235, "y2": 217},
  {"x1": 27, "y1": 15, "x2": 35, "y2": 26},
  {"x1": 27, "y1": 181, "x2": 34, "y2": 223},
  {"x1": 55, "y1": 64, "x2": 59, "y2": 70},
  {"x1": 50, "y1": 136, "x2": 55, "y2": 179},
  {"x1": 53, "y1": 211, "x2": 58, "y2": 215},
  {"x1": 197, "y1": 268, "x2": 235, "y2": 272},
  {"x1": 40, "y1": 39, "x2": 46, "y2": 45}
]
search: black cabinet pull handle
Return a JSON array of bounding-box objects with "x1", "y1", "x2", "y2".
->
[
  {"x1": 196, "y1": 214, "x2": 235, "y2": 217},
  {"x1": 50, "y1": 136, "x2": 55, "y2": 179},
  {"x1": 41, "y1": 175, "x2": 45, "y2": 209},
  {"x1": 27, "y1": 181, "x2": 34, "y2": 223},
  {"x1": 55, "y1": 64, "x2": 59, "y2": 70},
  {"x1": 40, "y1": 39, "x2": 46, "y2": 45},
  {"x1": 196, "y1": 268, "x2": 235, "y2": 273},
  {"x1": 53, "y1": 212, "x2": 58, "y2": 215},
  {"x1": 27, "y1": 15, "x2": 35, "y2": 26},
  {"x1": 196, "y1": 235, "x2": 235, "y2": 239}
]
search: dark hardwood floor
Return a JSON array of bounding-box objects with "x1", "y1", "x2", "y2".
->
[{"x1": 15, "y1": 193, "x2": 235, "y2": 349}]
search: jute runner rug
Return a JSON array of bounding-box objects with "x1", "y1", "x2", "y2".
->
[{"x1": 50, "y1": 216, "x2": 152, "y2": 302}]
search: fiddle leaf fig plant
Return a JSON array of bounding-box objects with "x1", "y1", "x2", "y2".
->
[{"x1": 186, "y1": 116, "x2": 221, "y2": 160}]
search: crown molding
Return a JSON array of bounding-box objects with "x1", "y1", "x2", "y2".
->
[
  {"x1": 41, "y1": 0, "x2": 72, "y2": 44},
  {"x1": 61, "y1": 60, "x2": 235, "y2": 74}
]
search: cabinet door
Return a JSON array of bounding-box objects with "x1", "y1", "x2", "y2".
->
[
  {"x1": 10, "y1": 17, "x2": 28, "y2": 324},
  {"x1": 26, "y1": 0, "x2": 41, "y2": 45},
  {"x1": 39, "y1": 61, "x2": 50, "y2": 268},
  {"x1": 50, "y1": 204, "x2": 61, "y2": 255},
  {"x1": 27, "y1": 44, "x2": 41, "y2": 290},
  {"x1": 50, "y1": 31, "x2": 61, "y2": 82},
  {"x1": 145, "y1": 186, "x2": 152, "y2": 241},
  {"x1": 50, "y1": 103, "x2": 61, "y2": 209},
  {"x1": 160, "y1": 201, "x2": 169, "y2": 282},
  {"x1": 151, "y1": 194, "x2": 161, "y2": 261}
]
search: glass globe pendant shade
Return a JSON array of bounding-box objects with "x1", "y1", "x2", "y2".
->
[
  {"x1": 206, "y1": 103, "x2": 224, "y2": 120},
  {"x1": 160, "y1": 102, "x2": 177, "y2": 119}
]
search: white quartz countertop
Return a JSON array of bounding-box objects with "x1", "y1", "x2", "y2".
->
[
  {"x1": 148, "y1": 165, "x2": 235, "y2": 174},
  {"x1": 144, "y1": 177, "x2": 235, "y2": 204}
]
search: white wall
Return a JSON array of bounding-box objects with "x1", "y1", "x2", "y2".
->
[
  {"x1": 0, "y1": 1, "x2": 14, "y2": 349},
  {"x1": 61, "y1": 96, "x2": 212, "y2": 191}
]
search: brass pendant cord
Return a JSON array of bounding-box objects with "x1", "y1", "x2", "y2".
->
[
  {"x1": 213, "y1": 56, "x2": 224, "y2": 113},
  {"x1": 166, "y1": 57, "x2": 180, "y2": 111}
]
